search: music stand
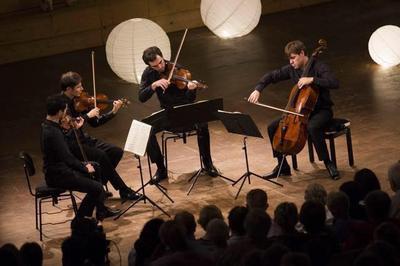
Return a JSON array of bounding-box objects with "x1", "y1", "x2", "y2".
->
[
  {"x1": 114, "y1": 120, "x2": 172, "y2": 220},
  {"x1": 167, "y1": 99, "x2": 235, "y2": 195},
  {"x1": 217, "y1": 110, "x2": 283, "y2": 199}
]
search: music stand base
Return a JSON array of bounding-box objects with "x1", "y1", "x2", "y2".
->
[{"x1": 187, "y1": 167, "x2": 235, "y2": 195}]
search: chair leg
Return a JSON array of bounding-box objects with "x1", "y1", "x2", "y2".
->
[
  {"x1": 291, "y1": 155, "x2": 298, "y2": 170},
  {"x1": 35, "y1": 196, "x2": 39, "y2": 230},
  {"x1": 346, "y1": 128, "x2": 354, "y2": 166},
  {"x1": 39, "y1": 199, "x2": 43, "y2": 241},
  {"x1": 329, "y1": 137, "x2": 337, "y2": 168},
  {"x1": 308, "y1": 137, "x2": 315, "y2": 163}
]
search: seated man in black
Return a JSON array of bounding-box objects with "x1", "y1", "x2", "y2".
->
[
  {"x1": 139, "y1": 46, "x2": 218, "y2": 183},
  {"x1": 59, "y1": 71, "x2": 140, "y2": 200},
  {"x1": 41, "y1": 94, "x2": 119, "y2": 220}
]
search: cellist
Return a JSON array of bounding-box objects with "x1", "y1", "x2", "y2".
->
[{"x1": 248, "y1": 40, "x2": 340, "y2": 180}]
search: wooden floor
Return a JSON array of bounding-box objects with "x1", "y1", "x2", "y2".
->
[{"x1": 1, "y1": 1, "x2": 400, "y2": 265}]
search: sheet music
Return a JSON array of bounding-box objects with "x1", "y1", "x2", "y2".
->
[{"x1": 124, "y1": 120, "x2": 152, "y2": 156}]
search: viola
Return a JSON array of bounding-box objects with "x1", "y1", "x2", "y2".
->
[
  {"x1": 162, "y1": 61, "x2": 208, "y2": 90},
  {"x1": 272, "y1": 39, "x2": 327, "y2": 155},
  {"x1": 73, "y1": 91, "x2": 130, "y2": 113}
]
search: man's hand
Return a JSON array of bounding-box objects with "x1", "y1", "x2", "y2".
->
[
  {"x1": 86, "y1": 107, "x2": 100, "y2": 118},
  {"x1": 297, "y1": 77, "x2": 314, "y2": 89},
  {"x1": 151, "y1": 78, "x2": 170, "y2": 91},
  {"x1": 112, "y1": 100, "x2": 123, "y2": 114},
  {"x1": 248, "y1": 90, "x2": 260, "y2": 103},
  {"x1": 85, "y1": 163, "x2": 95, "y2": 173},
  {"x1": 74, "y1": 117, "x2": 85, "y2": 129},
  {"x1": 187, "y1": 81, "x2": 197, "y2": 90}
]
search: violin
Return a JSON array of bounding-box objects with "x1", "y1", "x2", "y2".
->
[
  {"x1": 162, "y1": 61, "x2": 208, "y2": 90},
  {"x1": 73, "y1": 91, "x2": 130, "y2": 113}
]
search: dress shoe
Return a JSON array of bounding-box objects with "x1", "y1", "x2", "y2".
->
[
  {"x1": 150, "y1": 168, "x2": 168, "y2": 185},
  {"x1": 204, "y1": 164, "x2": 219, "y2": 177},
  {"x1": 96, "y1": 206, "x2": 120, "y2": 221},
  {"x1": 325, "y1": 161, "x2": 340, "y2": 180},
  {"x1": 119, "y1": 187, "x2": 142, "y2": 201},
  {"x1": 262, "y1": 163, "x2": 291, "y2": 179}
]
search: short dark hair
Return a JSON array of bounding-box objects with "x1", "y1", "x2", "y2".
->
[
  {"x1": 46, "y1": 94, "x2": 67, "y2": 115},
  {"x1": 142, "y1": 46, "x2": 163, "y2": 65},
  {"x1": 246, "y1": 188, "x2": 268, "y2": 210},
  {"x1": 284, "y1": 40, "x2": 307, "y2": 57},
  {"x1": 60, "y1": 71, "x2": 82, "y2": 91}
]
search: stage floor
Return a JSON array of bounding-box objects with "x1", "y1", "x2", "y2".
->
[{"x1": 1, "y1": 0, "x2": 399, "y2": 265}]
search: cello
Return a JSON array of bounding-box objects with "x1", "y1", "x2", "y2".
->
[{"x1": 272, "y1": 39, "x2": 328, "y2": 155}]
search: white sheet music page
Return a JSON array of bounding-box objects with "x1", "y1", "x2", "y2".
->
[{"x1": 124, "y1": 120, "x2": 152, "y2": 156}]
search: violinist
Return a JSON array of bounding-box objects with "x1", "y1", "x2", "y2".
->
[
  {"x1": 139, "y1": 46, "x2": 218, "y2": 183},
  {"x1": 41, "y1": 94, "x2": 119, "y2": 220},
  {"x1": 60, "y1": 71, "x2": 141, "y2": 200},
  {"x1": 248, "y1": 40, "x2": 340, "y2": 180}
]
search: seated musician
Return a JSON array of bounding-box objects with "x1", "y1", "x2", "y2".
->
[
  {"x1": 60, "y1": 72, "x2": 141, "y2": 200},
  {"x1": 247, "y1": 40, "x2": 340, "y2": 180},
  {"x1": 139, "y1": 46, "x2": 219, "y2": 183},
  {"x1": 41, "y1": 94, "x2": 119, "y2": 220}
]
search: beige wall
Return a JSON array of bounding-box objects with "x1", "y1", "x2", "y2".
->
[{"x1": 0, "y1": 0, "x2": 330, "y2": 64}]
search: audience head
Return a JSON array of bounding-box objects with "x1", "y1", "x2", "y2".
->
[
  {"x1": 388, "y1": 160, "x2": 400, "y2": 192},
  {"x1": 227, "y1": 206, "x2": 248, "y2": 236},
  {"x1": 263, "y1": 244, "x2": 290, "y2": 266},
  {"x1": 304, "y1": 183, "x2": 327, "y2": 205},
  {"x1": 0, "y1": 243, "x2": 20, "y2": 266},
  {"x1": 364, "y1": 190, "x2": 391, "y2": 224},
  {"x1": 327, "y1": 191, "x2": 350, "y2": 219},
  {"x1": 20, "y1": 242, "x2": 43, "y2": 266},
  {"x1": 274, "y1": 202, "x2": 298, "y2": 233},
  {"x1": 158, "y1": 220, "x2": 187, "y2": 252},
  {"x1": 354, "y1": 168, "x2": 381, "y2": 199},
  {"x1": 281, "y1": 252, "x2": 311, "y2": 266},
  {"x1": 205, "y1": 218, "x2": 229, "y2": 248},
  {"x1": 174, "y1": 211, "x2": 196, "y2": 239},
  {"x1": 134, "y1": 218, "x2": 164, "y2": 255},
  {"x1": 198, "y1": 204, "x2": 223, "y2": 231},
  {"x1": 299, "y1": 201, "x2": 326, "y2": 234},
  {"x1": 374, "y1": 222, "x2": 400, "y2": 250},
  {"x1": 246, "y1": 188, "x2": 268, "y2": 210},
  {"x1": 244, "y1": 208, "x2": 271, "y2": 240}
]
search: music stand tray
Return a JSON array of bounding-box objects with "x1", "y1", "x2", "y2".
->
[
  {"x1": 217, "y1": 110, "x2": 283, "y2": 199},
  {"x1": 114, "y1": 120, "x2": 173, "y2": 220},
  {"x1": 166, "y1": 99, "x2": 235, "y2": 195}
]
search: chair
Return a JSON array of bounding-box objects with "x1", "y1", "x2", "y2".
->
[
  {"x1": 19, "y1": 151, "x2": 78, "y2": 241},
  {"x1": 161, "y1": 129, "x2": 200, "y2": 173},
  {"x1": 291, "y1": 118, "x2": 354, "y2": 169}
]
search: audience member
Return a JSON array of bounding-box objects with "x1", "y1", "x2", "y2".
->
[
  {"x1": 354, "y1": 168, "x2": 381, "y2": 200},
  {"x1": 20, "y1": 242, "x2": 43, "y2": 266},
  {"x1": 387, "y1": 161, "x2": 400, "y2": 219},
  {"x1": 304, "y1": 183, "x2": 333, "y2": 225},
  {"x1": 339, "y1": 181, "x2": 367, "y2": 220},
  {"x1": 246, "y1": 188, "x2": 268, "y2": 211},
  {"x1": 227, "y1": 206, "x2": 248, "y2": 245},
  {"x1": 364, "y1": 190, "x2": 391, "y2": 228},
  {"x1": 197, "y1": 205, "x2": 224, "y2": 231},
  {"x1": 0, "y1": 243, "x2": 20, "y2": 266},
  {"x1": 281, "y1": 252, "x2": 311, "y2": 266}
]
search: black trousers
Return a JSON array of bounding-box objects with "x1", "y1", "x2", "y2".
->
[
  {"x1": 267, "y1": 109, "x2": 333, "y2": 162},
  {"x1": 70, "y1": 139, "x2": 128, "y2": 191},
  {"x1": 146, "y1": 122, "x2": 213, "y2": 168},
  {"x1": 46, "y1": 169, "x2": 105, "y2": 218}
]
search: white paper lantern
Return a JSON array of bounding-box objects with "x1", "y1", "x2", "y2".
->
[
  {"x1": 106, "y1": 18, "x2": 171, "y2": 84},
  {"x1": 368, "y1": 25, "x2": 400, "y2": 67},
  {"x1": 201, "y1": 0, "x2": 262, "y2": 39}
]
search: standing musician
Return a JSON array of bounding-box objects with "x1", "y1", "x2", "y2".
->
[
  {"x1": 139, "y1": 46, "x2": 219, "y2": 183},
  {"x1": 41, "y1": 94, "x2": 119, "y2": 220},
  {"x1": 60, "y1": 71, "x2": 141, "y2": 200},
  {"x1": 248, "y1": 40, "x2": 340, "y2": 180}
]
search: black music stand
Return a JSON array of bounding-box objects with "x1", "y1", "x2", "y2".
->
[
  {"x1": 167, "y1": 99, "x2": 235, "y2": 195},
  {"x1": 217, "y1": 110, "x2": 283, "y2": 199},
  {"x1": 114, "y1": 120, "x2": 173, "y2": 220}
]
